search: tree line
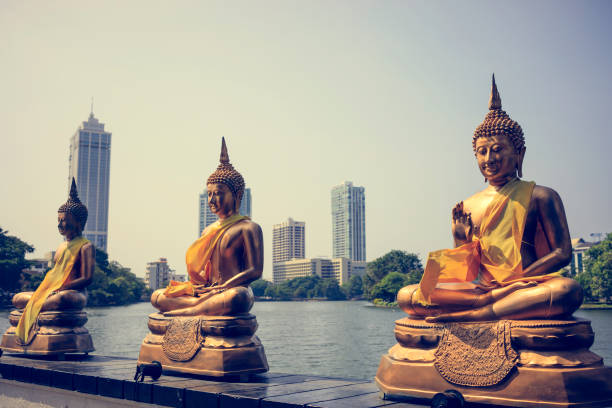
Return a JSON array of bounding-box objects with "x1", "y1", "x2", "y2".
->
[
  {"x1": 0, "y1": 227, "x2": 150, "y2": 307},
  {"x1": 251, "y1": 250, "x2": 424, "y2": 305}
]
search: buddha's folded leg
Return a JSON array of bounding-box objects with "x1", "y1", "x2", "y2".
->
[
  {"x1": 164, "y1": 286, "x2": 254, "y2": 317},
  {"x1": 427, "y1": 277, "x2": 583, "y2": 322},
  {"x1": 12, "y1": 292, "x2": 34, "y2": 309},
  {"x1": 12, "y1": 290, "x2": 86, "y2": 311},
  {"x1": 42, "y1": 290, "x2": 87, "y2": 311},
  {"x1": 150, "y1": 289, "x2": 201, "y2": 313},
  {"x1": 397, "y1": 285, "x2": 441, "y2": 317}
]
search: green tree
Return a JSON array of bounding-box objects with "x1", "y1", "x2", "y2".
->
[
  {"x1": 343, "y1": 275, "x2": 363, "y2": 299},
  {"x1": 580, "y1": 233, "x2": 612, "y2": 302},
  {"x1": 370, "y1": 272, "x2": 409, "y2": 303},
  {"x1": 0, "y1": 227, "x2": 34, "y2": 293},
  {"x1": 251, "y1": 279, "x2": 272, "y2": 297},
  {"x1": 363, "y1": 250, "x2": 423, "y2": 299}
]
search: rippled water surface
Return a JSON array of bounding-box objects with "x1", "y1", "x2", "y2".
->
[{"x1": 1, "y1": 302, "x2": 611, "y2": 380}]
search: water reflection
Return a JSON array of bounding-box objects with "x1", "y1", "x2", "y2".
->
[{"x1": 0, "y1": 302, "x2": 610, "y2": 380}]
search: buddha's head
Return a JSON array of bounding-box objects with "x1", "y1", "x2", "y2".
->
[
  {"x1": 206, "y1": 137, "x2": 245, "y2": 219},
  {"x1": 473, "y1": 75, "x2": 526, "y2": 184},
  {"x1": 58, "y1": 178, "x2": 88, "y2": 239}
]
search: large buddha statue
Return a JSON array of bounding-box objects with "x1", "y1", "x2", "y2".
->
[
  {"x1": 138, "y1": 138, "x2": 268, "y2": 377},
  {"x1": 397, "y1": 75, "x2": 582, "y2": 322},
  {"x1": 375, "y1": 76, "x2": 612, "y2": 407},
  {"x1": 1, "y1": 179, "x2": 95, "y2": 355}
]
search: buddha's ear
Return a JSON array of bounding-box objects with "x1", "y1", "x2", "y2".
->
[{"x1": 517, "y1": 147, "x2": 526, "y2": 178}]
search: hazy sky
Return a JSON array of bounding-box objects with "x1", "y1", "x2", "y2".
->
[{"x1": 1, "y1": 1, "x2": 611, "y2": 280}]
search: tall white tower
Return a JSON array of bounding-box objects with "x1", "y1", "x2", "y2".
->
[
  {"x1": 331, "y1": 181, "x2": 365, "y2": 261},
  {"x1": 68, "y1": 111, "x2": 112, "y2": 251}
]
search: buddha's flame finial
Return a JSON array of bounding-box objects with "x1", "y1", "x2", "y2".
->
[
  {"x1": 69, "y1": 178, "x2": 81, "y2": 203},
  {"x1": 489, "y1": 73, "x2": 502, "y2": 110},
  {"x1": 220, "y1": 137, "x2": 230, "y2": 164}
]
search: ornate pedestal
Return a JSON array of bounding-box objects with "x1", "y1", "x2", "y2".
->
[
  {"x1": 375, "y1": 318, "x2": 612, "y2": 407},
  {"x1": 1, "y1": 309, "x2": 94, "y2": 355},
  {"x1": 138, "y1": 313, "x2": 268, "y2": 378}
]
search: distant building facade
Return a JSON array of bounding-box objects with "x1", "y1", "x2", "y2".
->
[
  {"x1": 331, "y1": 181, "x2": 365, "y2": 261},
  {"x1": 68, "y1": 112, "x2": 112, "y2": 251},
  {"x1": 199, "y1": 187, "x2": 251, "y2": 235},
  {"x1": 272, "y1": 218, "x2": 305, "y2": 263},
  {"x1": 145, "y1": 258, "x2": 171, "y2": 290},
  {"x1": 570, "y1": 238, "x2": 598, "y2": 276},
  {"x1": 272, "y1": 257, "x2": 366, "y2": 285}
]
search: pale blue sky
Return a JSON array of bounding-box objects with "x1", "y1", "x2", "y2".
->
[{"x1": 1, "y1": 1, "x2": 610, "y2": 280}]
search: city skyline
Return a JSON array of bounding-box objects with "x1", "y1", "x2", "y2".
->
[
  {"x1": 1, "y1": 1, "x2": 611, "y2": 281},
  {"x1": 68, "y1": 111, "x2": 111, "y2": 252}
]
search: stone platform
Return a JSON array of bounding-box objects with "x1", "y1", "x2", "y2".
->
[
  {"x1": 0, "y1": 354, "x2": 424, "y2": 408},
  {"x1": 376, "y1": 317, "x2": 612, "y2": 407},
  {"x1": 138, "y1": 313, "x2": 268, "y2": 378},
  {"x1": 1, "y1": 310, "x2": 94, "y2": 356}
]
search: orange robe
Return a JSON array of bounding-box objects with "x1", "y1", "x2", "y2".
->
[
  {"x1": 418, "y1": 179, "x2": 559, "y2": 304},
  {"x1": 164, "y1": 214, "x2": 248, "y2": 297},
  {"x1": 16, "y1": 236, "x2": 89, "y2": 343}
]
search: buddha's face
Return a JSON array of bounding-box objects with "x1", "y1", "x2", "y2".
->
[
  {"x1": 58, "y1": 212, "x2": 82, "y2": 239},
  {"x1": 475, "y1": 135, "x2": 522, "y2": 184},
  {"x1": 207, "y1": 183, "x2": 236, "y2": 219}
]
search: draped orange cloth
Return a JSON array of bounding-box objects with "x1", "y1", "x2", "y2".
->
[
  {"x1": 418, "y1": 179, "x2": 560, "y2": 304},
  {"x1": 16, "y1": 236, "x2": 89, "y2": 343},
  {"x1": 163, "y1": 214, "x2": 248, "y2": 297}
]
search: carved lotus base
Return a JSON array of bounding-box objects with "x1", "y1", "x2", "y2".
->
[
  {"x1": 0, "y1": 310, "x2": 94, "y2": 356},
  {"x1": 137, "y1": 313, "x2": 268, "y2": 377},
  {"x1": 375, "y1": 318, "x2": 612, "y2": 407}
]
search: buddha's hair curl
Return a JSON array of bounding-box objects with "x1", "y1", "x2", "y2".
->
[
  {"x1": 472, "y1": 109, "x2": 525, "y2": 153},
  {"x1": 207, "y1": 138, "x2": 245, "y2": 205},
  {"x1": 58, "y1": 178, "x2": 88, "y2": 228},
  {"x1": 473, "y1": 74, "x2": 525, "y2": 153}
]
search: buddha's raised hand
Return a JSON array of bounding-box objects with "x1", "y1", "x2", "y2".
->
[{"x1": 452, "y1": 201, "x2": 473, "y2": 246}]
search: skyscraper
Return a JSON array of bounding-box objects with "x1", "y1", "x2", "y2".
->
[
  {"x1": 331, "y1": 181, "x2": 366, "y2": 261},
  {"x1": 198, "y1": 187, "x2": 252, "y2": 235},
  {"x1": 68, "y1": 111, "x2": 111, "y2": 251},
  {"x1": 272, "y1": 218, "x2": 305, "y2": 263}
]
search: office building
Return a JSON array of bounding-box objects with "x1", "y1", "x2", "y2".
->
[
  {"x1": 272, "y1": 218, "x2": 305, "y2": 263},
  {"x1": 199, "y1": 187, "x2": 252, "y2": 235},
  {"x1": 145, "y1": 258, "x2": 171, "y2": 290},
  {"x1": 272, "y1": 257, "x2": 365, "y2": 285},
  {"x1": 331, "y1": 181, "x2": 366, "y2": 261},
  {"x1": 68, "y1": 111, "x2": 112, "y2": 251}
]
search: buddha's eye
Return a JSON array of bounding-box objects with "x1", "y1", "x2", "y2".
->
[{"x1": 492, "y1": 144, "x2": 503, "y2": 152}]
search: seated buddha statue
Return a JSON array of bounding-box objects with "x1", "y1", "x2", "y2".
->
[
  {"x1": 398, "y1": 75, "x2": 582, "y2": 322},
  {"x1": 150, "y1": 138, "x2": 263, "y2": 317},
  {"x1": 1, "y1": 178, "x2": 95, "y2": 354},
  {"x1": 139, "y1": 138, "x2": 267, "y2": 377}
]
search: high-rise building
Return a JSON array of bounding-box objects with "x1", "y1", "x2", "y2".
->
[
  {"x1": 145, "y1": 258, "x2": 171, "y2": 290},
  {"x1": 272, "y1": 218, "x2": 305, "y2": 263},
  {"x1": 68, "y1": 111, "x2": 112, "y2": 251},
  {"x1": 198, "y1": 187, "x2": 251, "y2": 235},
  {"x1": 331, "y1": 181, "x2": 365, "y2": 261}
]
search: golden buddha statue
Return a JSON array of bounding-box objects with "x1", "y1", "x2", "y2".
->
[
  {"x1": 138, "y1": 138, "x2": 268, "y2": 377},
  {"x1": 397, "y1": 74, "x2": 582, "y2": 322},
  {"x1": 375, "y1": 76, "x2": 612, "y2": 407},
  {"x1": 1, "y1": 179, "x2": 95, "y2": 355}
]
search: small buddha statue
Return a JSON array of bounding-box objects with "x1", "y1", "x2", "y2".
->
[
  {"x1": 1, "y1": 179, "x2": 95, "y2": 355},
  {"x1": 398, "y1": 74, "x2": 582, "y2": 322},
  {"x1": 138, "y1": 138, "x2": 268, "y2": 377},
  {"x1": 376, "y1": 76, "x2": 612, "y2": 406}
]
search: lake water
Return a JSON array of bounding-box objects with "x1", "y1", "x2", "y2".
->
[{"x1": 1, "y1": 301, "x2": 611, "y2": 380}]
